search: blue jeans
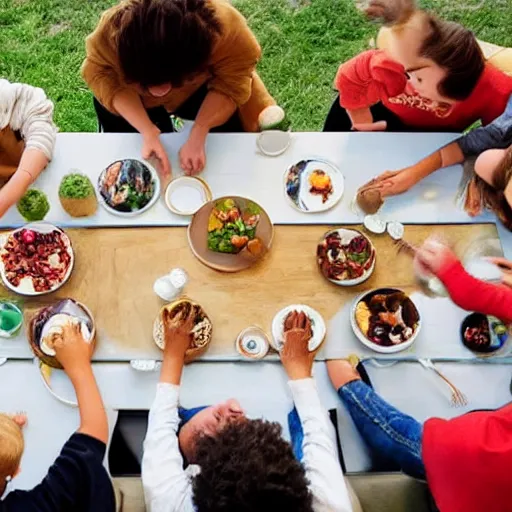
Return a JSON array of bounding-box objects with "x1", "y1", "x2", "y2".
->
[{"x1": 338, "y1": 380, "x2": 426, "y2": 479}]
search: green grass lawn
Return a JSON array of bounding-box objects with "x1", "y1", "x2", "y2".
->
[{"x1": 1, "y1": 0, "x2": 512, "y2": 132}]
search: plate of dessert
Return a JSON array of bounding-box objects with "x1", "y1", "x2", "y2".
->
[
  {"x1": 317, "y1": 228, "x2": 376, "y2": 286},
  {"x1": 460, "y1": 313, "x2": 510, "y2": 355},
  {"x1": 28, "y1": 298, "x2": 96, "y2": 369},
  {"x1": 188, "y1": 196, "x2": 273, "y2": 272},
  {"x1": 284, "y1": 158, "x2": 344, "y2": 213},
  {"x1": 351, "y1": 288, "x2": 421, "y2": 354},
  {"x1": 0, "y1": 223, "x2": 74, "y2": 296},
  {"x1": 271, "y1": 305, "x2": 326, "y2": 352},
  {"x1": 153, "y1": 298, "x2": 212, "y2": 363},
  {"x1": 98, "y1": 159, "x2": 160, "y2": 216}
]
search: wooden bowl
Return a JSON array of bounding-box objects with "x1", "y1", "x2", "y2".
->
[
  {"x1": 153, "y1": 298, "x2": 212, "y2": 363},
  {"x1": 28, "y1": 300, "x2": 97, "y2": 369}
]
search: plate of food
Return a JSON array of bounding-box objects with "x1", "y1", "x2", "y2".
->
[
  {"x1": 153, "y1": 298, "x2": 212, "y2": 363},
  {"x1": 0, "y1": 223, "x2": 74, "y2": 296},
  {"x1": 271, "y1": 305, "x2": 326, "y2": 352},
  {"x1": 284, "y1": 158, "x2": 344, "y2": 213},
  {"x1": 28, "y1": 299, "x2": 96, "y2": 369},
  {"x1": 164, "y1": 176, "x2": 212, "y2": 216},
  {"x1": 98, "y1": 159, "x2": 160, "y2": 216},
  {"x1": 351, "y1": 288, "x2": 421, "y2": 354},
  {"x1": 460, "y1": 313, "x2": 510, "y2": 355},
  {"x1": 317, "y1": 228, "x2": 376, "y2": 286},
  {"x1": 188, "y1": 196, "x2": 273, "y2": 272}
]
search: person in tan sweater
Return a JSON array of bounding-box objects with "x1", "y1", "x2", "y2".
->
[{"x1": 82, "y1": 0, "x2": 275, "y2": 176}]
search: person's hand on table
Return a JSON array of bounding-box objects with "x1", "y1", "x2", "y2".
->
[
  {"x1": 54, "y1": 323, "x2": 93, "y2": 378},
  {"x1": 179, "y1": 125, "x2": 207, "y2": 175},
  {"x1": 280, "y1": 311, "x2": 315, "y2": 381},
  {"x1": 415, "y1": 239, "x2": 458, "y2": 276},
  {"x1": 368, "y1": 167, "x2": 423, "y2": 198},
  {"x1": 163, "y1": 306, "x2": 196, "y2": 360},
  {"x1": 487, "y1": 257, "x2": 512, "y2": 288},
  {"x1": 142, "y1": 126, "x2": 172, "y2": 178}
]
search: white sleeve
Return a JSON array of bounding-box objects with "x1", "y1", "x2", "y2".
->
[
  {"x1": 0, "y1": 79, "x2": 57, "y2": 160},
  {"x1": 289, "y1": 378, "x2": 353, "y2": 512},
  {"x1": 142, "y1": 383, "x2": 195, "y2": 512}
]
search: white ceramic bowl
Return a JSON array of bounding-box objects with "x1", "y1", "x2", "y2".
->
[
  {"x1": 271, "y1": 304, "x2": 326, "y2": 352},
  {"x1": 164, "y1": 176, "x2": 212, "y2": 216},
  {"x1": 257, "y1": 130, "x2": 291, "y2": 157},
  {"x1": 98, "y1": 159, "x2": 160, "y2": 217},
  {"x1": 350, "y1": 289, "x2": 421, "y2": 354}
]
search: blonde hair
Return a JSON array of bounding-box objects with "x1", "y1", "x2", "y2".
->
[{"x1": 0, "y1": 414, "x2": 24, "y2": 482}]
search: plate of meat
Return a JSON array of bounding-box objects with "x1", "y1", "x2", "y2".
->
[
  {"x1": 0, "y1": 223, "x2": 74, "y2": 295},
  {"x1": 317, "y1": 228, "x2": 376, "y2": 286}
]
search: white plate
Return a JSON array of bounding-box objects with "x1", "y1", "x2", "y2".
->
[
  {"x1": 165, "y1": 176, "x2": 212, "y2": 216},
  {"x1": 317, "y1": 228, "x2": 376, "y2": 287},
  {"x1": 0, "y1": 222, "x2": 74, "y2": 296},
  {"x1": 257, "y1": 130, "x2": 291, "y2": 157},
  {"x1": 98, "y1": 159, "x2": 160, "y2": 217},
  {"x1": 350, "y1": 289, "x2": 421, "y2": 354},
  {"x1": 284, "y1": 158, "x2": 344, "y2": 213},
  {"x1": 271, "y1": 304, "x2": 326, "y2": 352}
]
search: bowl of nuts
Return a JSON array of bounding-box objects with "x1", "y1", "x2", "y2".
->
[{"x1": 152, "y1": 298, "x2": 212, "y2": 363}]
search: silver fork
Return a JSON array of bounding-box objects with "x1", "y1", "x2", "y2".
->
[{"x1": 418, "y1": 359, "x2": 468, "y2": 407}]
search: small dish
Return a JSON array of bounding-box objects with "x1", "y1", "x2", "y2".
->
[
  {"x1": 460, "y1": 313, "x2": 510, "y2": 355},
  {"x1": 284, "y1": 158, "x2": 344, "y2": 213},
  {"x1": 165, "y1": 176, "x2": 212, "y2": 216},
  {"x1": 363, "y1": 214, "x2": 387, "y2": 234},
  {"x1": 271, "y1": 305, "x2": 326, "y2": 352},
  {"x1": 351, "y1": 288, "x2": 421, "y2": 354},
  {"x1": 317, "y1": 228, "x2": 376, "y2": 286},
  {"x1": 188, "y1": 196, "x2": 274, "y2": 273},
  {"x1": 153, "y1": 298, "x2": 212, "y2": 363},
  {"x1": 257, "y1": 130, "x2": 291, "y2": 157},
  {"x1": 98, "y1": 159, "x2": 160, "y2": 216},
  {"x1": 0, "y1": 223, "x2": 74, "y2": 296},
  {"x1": 0, "y1": 302, "x2": 23, "y2": 338},
  {"x1": 236, "y1": 326, "x2": 270, "y2": 360}
]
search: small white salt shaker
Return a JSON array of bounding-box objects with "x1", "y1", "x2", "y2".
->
[{"x1": 153, "y1": 268, "x2": 188, "y2": 301}]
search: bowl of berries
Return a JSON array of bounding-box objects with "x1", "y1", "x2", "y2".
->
[{"x1": 0, "y1": 223, "x2": 74, "y2": 296}]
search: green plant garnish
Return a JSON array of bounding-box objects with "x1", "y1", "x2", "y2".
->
[
  {"x1": 59, "y1": 173, "x2": 95, "y2": 199},
  {"x1": 17, "y1": 189, "x2": 50, "y2": 221}
]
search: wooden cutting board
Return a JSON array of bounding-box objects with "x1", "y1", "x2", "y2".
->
[{"x1": 0, "y1": 223, "x2": 499, "y2": 361}]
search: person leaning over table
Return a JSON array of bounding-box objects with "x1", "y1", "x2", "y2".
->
[
  {"x1": 141, "y1": 308, "x2": 354, "y2": 512},
  {"x1": 81, "y1": 0, "x2": 276, "y2": 177},
  {"x1": 0, "y1": 79, "x2": 56, "y2": 218},
  {"x1": 326, "y1": 357, "x2": 512, "y2": 512},
  {"x1": 361, "y1": 93, "x2": 512, "y2": 229},
  {"x1": 0, "y1": 323, "x2": 116, "y2": 512}
]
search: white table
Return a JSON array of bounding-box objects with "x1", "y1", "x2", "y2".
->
[{"x1": 0, "y1": 131, "x2": 510, "y2": 490}]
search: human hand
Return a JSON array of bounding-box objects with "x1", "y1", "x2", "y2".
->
[
  {"x1": 54, "y1": 323, "x2": 93, "y2": 376},
  {"x1": 163, "y1": 305, "x2": 196, "y2": 359},
  {"x1": 369, "y1": 168, "x2": 422, "y2": 198},
  {"x1": 352, "y1": 120, "x2": 387, "y2": 132},
  {"x1": 464, "y1": 178, "x2": 483, "y2": 217},
  {"x1": 142, "y1": 127, "x2": 172, "y2": 177},
  {"x1": 9, "y1": 412, "x2": 27, "y2": 429},
  {"x1": 487, "y1": 257, "x2": 512, "y2": 288},
  {"x1": 179, "y1": 132, "x2": 207, "y2": 175},
  {"x1": 280, "y1": 311, "x2": 314, "y2": 381},
  {"x1": 326, "y1": 360, "x2": 361, "y2": 391},
  {"x1": 415, "y1": 238, "x2": 458, "y2": 276}
]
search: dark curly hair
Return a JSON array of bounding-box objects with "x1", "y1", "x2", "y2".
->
[
  {"x1": 116, "y1": 0, "x2": 222, "y2": 88},
  {"x1": 191, "y1": 419, "x2": 314, "y2": 512}
]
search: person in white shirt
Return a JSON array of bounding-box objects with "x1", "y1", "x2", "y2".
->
[
  {"x1": 0, "y1": 79, "x2": 57, "y2": 217},
  {"x1": 142, "y1": 308, "x2": 353, "y2": 512}
]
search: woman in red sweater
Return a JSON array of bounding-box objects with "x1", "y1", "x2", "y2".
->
[
  {"x1": 324, "y1": 0, "x2": 512, "y2": 133},
  {"x1": 328, "y1": 240, "x2": 512, "y2": 512}
]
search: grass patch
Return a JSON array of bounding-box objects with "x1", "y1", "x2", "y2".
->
[{"x1": 0, "y1": 0, "x2": 511, "y2": 131}]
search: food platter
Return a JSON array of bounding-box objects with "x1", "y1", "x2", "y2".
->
[
  {"x1": 284, "y1": 158, "x2": 344, "y2": 213},
  {"x1": 98, "y1": 159, "x2": 160, "y2": 216},
  {"x1": 188, "y1": 196, "x2": 274, "y2": 272},
  {"x1": 351, "y1": 288, "x2": 421, "y2": 354},
  {"x1": 164, "y1": 176, "x2": 212, "y2": 216},
  {"x1": 0, "y1": 222, "x2": 74, "y2": 296},
  {"x1": 460, "y1": 313, "x2": 510, "y2": 355},
  {"x1": 28, "y1": 299, "x2": 96, "y2": 369},
  {"x1": 317, "y1": 228, "x2": 376, "y2": 286},
  {"x1": 153, "y1": 298, "x2": 213, "y2": 363},
  {"x1": 271, "y1": 305, "x2": 326, "y2": 352}
]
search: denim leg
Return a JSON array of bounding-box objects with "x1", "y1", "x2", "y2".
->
[{"x1": 338, "y1": 380, "x2": 426, "y2": 479}]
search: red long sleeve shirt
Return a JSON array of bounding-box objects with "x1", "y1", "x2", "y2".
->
[{"x1": 335, "y1": 50, "x2": 512, "y2": 131}]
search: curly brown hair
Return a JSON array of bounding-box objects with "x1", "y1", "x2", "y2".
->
[
  {"x1": 367, "y1": 0, "x2": 484, "y2": 101},
  {"x1": 191, "y1": 419, "x2": 314, "y2": 512},
  {"x1": 116, "y1": 0, "x2": 222, "y2": 88}
]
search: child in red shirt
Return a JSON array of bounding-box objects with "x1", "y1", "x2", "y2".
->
[{"x1": 324, "y1": 0, "x2": 512, "y2": 133}]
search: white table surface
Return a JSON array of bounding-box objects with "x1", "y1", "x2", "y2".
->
[{"x1": 0, "y1": 131, "x2": 511, "y2": 492}]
